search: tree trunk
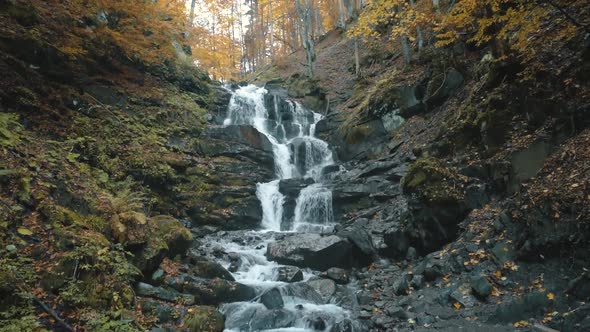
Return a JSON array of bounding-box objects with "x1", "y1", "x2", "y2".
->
[
  {"x1": 354, "y1": 37, "x2": 360, "y2": 77},
  {"x1": 338, "y1": 0, "x2": 346, "y2": 28},
  {"x1": 295, "y1": 0, "x2": 315, "y2": 78},
  {"x1": 400, "y1": 36, "x2": 412, "y2": 66},
  {"x1": 189, "y1": 0, "x2": 197, "y2": 27}
]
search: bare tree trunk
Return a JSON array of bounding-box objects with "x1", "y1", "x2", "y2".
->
[
  {"x1": 189, "y1": 0, "x2": 197, "y2": 27},
  {"x1": 409, "y1": 0, "x2": 424, "y2": 52},
  {"x1": 354, "y1": 37, "x2": 361, "y2": 77},
  {"x1": 295, "y1": 0, "x2": 315, "y2": 78},
  {"x1": 400, "y1": 36, "x2": 412, "y2": 66},
  {"x1": 338, "y1": 0, "x2": 346, "y2": 28},
  {"x1": 269, "y1": 0, "x2": 274, "y2": 61}
]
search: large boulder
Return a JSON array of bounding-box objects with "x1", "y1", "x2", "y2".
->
[
  {"x1": 164, "y1": 275, "x2": 256, "y2": 305},
  {"x1": 275, "y1": 266, "x2": 304, "y2": 283},
  {"x1": 266, "y1": 234, "x2": 353, "y2": 271},
  {"x1": 336, "y1": 220, "x2": 376, "y2": 266},
  {"x1": 184, "y1": 305, "x2": 225, "y2": 332},
  {"x1": 132, "y1": 215, "x2": 193, "y2": 276},
  {"x1": 401, "y1": 158, "x2": 469, "y2": 253},
  {"x1": 186, "y1": 252, "x2": 235, "y2": 281},
  {"x1": 196, "y1": 125, "x2": 275, "y2": 167}
]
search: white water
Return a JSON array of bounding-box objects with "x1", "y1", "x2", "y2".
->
[
  {"x1": 293, "y1": 184, "x2": 335, "y2": 233},
  {"x1": 257, "y1": 180, "x2": 285, "y2": 232},
  {"x1": 218, "y1": 85, "x2": 356, "y2": 331}
]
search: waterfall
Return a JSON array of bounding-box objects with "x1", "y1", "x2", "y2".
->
[
  {"x1": 224, "y1": 85, "x2": 334, "y2": 232},
  {"x1": 293, "y1": 183, "x2": 334, "y2": 233},
  {"x1": 256, "y1": 180, "x2": 284, "y2": 231},
  {"x1": 216, "y1": 85, "x2": 357, "y2": 332}
]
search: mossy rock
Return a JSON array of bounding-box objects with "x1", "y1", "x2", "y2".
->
[
  {"x1": 111, "y1": 211, "x2": 149, "y2": 247},
  {"x1": 133, "y1": 215, "x2": 192, "y2": 275},
  {"x1": 402, "y1": 157, "x2": 465, "y2": 204},
  {"x1": 184, "y1": 306, "x2": 225, "y2": 332}
]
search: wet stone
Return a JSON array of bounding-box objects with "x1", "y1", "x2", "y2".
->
[{"x1": 260, "y1": 288, "x2": 284, "y2": 309}]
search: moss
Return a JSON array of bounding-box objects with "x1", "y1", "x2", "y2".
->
[
  {"x1": 0, "y1": 113, "x2": 23, "y2": 148},
  {"x1": 39, "y1": 202, "x2": 108, "y2": 233},
  {"x1": 184, "y1": 306, "x2": 224, "y2": 332},
  {"x1": 402, "y1": 157, "x2": 466, "y2": 204}
]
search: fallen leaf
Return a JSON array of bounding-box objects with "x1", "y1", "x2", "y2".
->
[
  {"x1": 453, "y1": 302, "x2": 462, "y2": 310},
  {"x1": 547, "y1": 293, "x2": 555, "y2": 300},
  {"x1": 17, "y1": 227, "x2": 33, "y2": 236}
]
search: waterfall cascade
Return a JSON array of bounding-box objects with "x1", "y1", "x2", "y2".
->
[
  {"x1": 224, "y1": 85, "x2": 335, "y2": 232},
  {"x1": 206, "y1": 85, "x2": 357, "y2": 332}
]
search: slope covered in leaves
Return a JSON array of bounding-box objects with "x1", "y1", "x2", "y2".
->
[{"x1": 0, "y1": 1, "x2": 226, "y2": 330}]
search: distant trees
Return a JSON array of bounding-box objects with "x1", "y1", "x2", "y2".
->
[
  {"x1": 191, "y1": 0, "x2": 344, "y2": 80},
  {"x1": 350, "y1": 0, "x2": 585, "y2": 66}
]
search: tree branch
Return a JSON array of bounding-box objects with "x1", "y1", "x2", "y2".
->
[{"x1": 33, "y1": 296, "x2": 75, "y2": 332}]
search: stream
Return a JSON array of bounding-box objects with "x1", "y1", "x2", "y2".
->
[{"x1": 200, "y1": 85, "x2": 360, "y2": 332}]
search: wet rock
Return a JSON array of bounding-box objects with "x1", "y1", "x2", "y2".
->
[
  {"x1": 491, "y1": 241, "x2": 516, "y2": 264},
  {"x1": 449, "y1": 284, "x2": 477, "y2": 308},
  {"x1": 260, "y1": 288, "x2": 284, "y2": 309},
  {"x1": 330, "y1": 319, "x2": 355, "y2": 332},
  {"x1": 276, "y1": 266, "x2": 304, "y2": 282},
  {"x1": 309, "y1": 317, "x2": 327, "y2": 330},
  {"x1": 228, "y1": 252, "x2": 241, "y2": 272},
  {"x1": 282, "y1": 283, "x2": 325, "y2": 304},
  {"x1": 392, "y1": 275, "x2": 410, "y2": 296},
  {"x1": 470, "y1": 275, "x2": 492, "y2": 299},
  {"x1": 490, "y1": 291, "x2": 550, "y2": 323},
  {"x1": 184, "y1": 305, "x2": 225, "y2": 332},
  {"x1": 186, "y1": 253, "x2": 235, "y2": 281},
  {"x1": 410, "y1": 274, "x2": 424, "y2": 289},
  {"x1": 306, "y1": 279, "x2": 337, "y2": 302},
  {"x1": 337, "y1": 220, "x2": 377, "y2": 264},
  {"x1": 197, "y1": 125, "x2": 274, "y2": 167},
  {"x1": 279, "y1": 178, "x2": 315, "y2": 229},
  {"x1": 385, "y1": 305, "x2": 409, "y2": 320},
  {"x1": 136, "y1": 282, "x2": 195, "y2": 304},
  {"x1": 321, "y1": 267, "x2": 350, "y2": 285},
  {"x1": 266, "y1": 234, "x2": 353, "y2": 271},
  {"x1": 250, "y1": 309, "x2": 296, "y2": 331},
  {"x1": 566, "y1": 273, "x2": 590, "y2": 300},
  {"x1": 406, "y1": 247, "x2": 418, "y2": 261},
  {"x1": 383, "y1": 227, "x2": 410, "y2": 258},
  {"x1": 165, "y1": 275, "x2": 255, "y2": 305}
]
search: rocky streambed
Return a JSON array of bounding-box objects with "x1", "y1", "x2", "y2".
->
[{"x1": 137, "y1": 82, "x2": 590, "y2": 332}]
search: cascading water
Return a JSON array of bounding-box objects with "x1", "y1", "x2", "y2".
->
[
  {"x1": 292, "y1": 184, "x2": 334, "y2": 233},
  {"x1": 210, "y1": 85, "x2": 358, "y2": 332}
]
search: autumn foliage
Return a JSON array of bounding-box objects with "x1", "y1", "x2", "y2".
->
[
  {"x1": 21, "y1": 0, "x2": 190, "y2": 66},
  {"x1": 351, "y1": 0, "x2": 586, "y2": 63}
]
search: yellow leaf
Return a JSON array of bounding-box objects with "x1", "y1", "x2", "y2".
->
[
  {"x1": 17, "y1": 227, "x2": 33, "y2": 236},
  {"x1": 547, "y1": 293, "x2": 555, "y2": 300},
  {"x1": 453, "y1": 302, "x2": 462, "y2": 310},
  {"x1": 513, "y1": 320, "x2": 530, "y2": 327}
]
